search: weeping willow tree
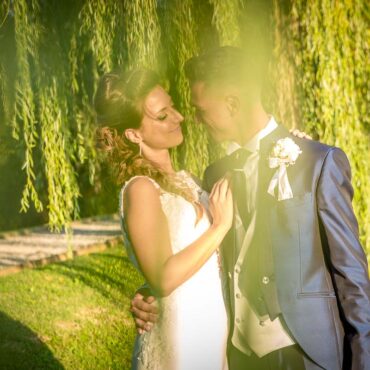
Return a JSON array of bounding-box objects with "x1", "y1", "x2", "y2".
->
[{"x1": 0, "y1": 0, "x2": 369, "y2": 256}]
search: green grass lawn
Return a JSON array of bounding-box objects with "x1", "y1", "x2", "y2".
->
[{"x1": 0, "y1": 245, "x2": 144, "y2": 369}]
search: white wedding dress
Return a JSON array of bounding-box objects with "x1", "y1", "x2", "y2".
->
[{"x1": 119, "y1": 170, "x2": 228, "y2": 370}]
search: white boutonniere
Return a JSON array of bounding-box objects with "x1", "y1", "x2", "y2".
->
[{"x1": 267, "y1": 137, "x2": 302, "y2": 201}]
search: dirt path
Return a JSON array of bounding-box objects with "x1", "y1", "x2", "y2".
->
[{"x1": 0, "y1": 214, "x2": 122, "y2": 276}]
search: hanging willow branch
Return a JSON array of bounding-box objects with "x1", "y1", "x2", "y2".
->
[
  {"x1": 0, "y1": 62, "x2": 11, "y2": 127},
  {"x1": 71, "y1": 0, "x2": 125, "y2": 184},
  {"x1": 38, "y1": 79, "x2": 80, "y2": 230},
  {"x1": 78, "y1": 0, "x2": 124, "y2": 73},
  {"x1": 0, "y1": 0, "x2": 10, "y2": 28},
  {"x1": 209, "y1": 0, "x2": 242, "y2": 46},
  {"x1": 31, "y1": 2, "x2": 82, "y2": 234},
  {"x1": 124, "y1": 0, "x2": 161, "y2": 70},
  {"x1": 13, "y1": 0, "x2": 43, "y2": 213}
]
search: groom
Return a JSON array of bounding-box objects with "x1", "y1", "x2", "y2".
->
[{"x1": 131, "y1": 46, "x2": 370, "y2": 369}]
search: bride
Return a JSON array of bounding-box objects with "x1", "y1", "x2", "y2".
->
[{"x1": 94, "y1": 69, "x2": 231, "y2": 370}]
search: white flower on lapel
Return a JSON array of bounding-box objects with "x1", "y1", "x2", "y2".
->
[{"x1": 267, "y1": 137, "x2": 302, "y2": 201}]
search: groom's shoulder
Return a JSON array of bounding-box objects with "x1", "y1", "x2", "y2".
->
[
  {"x1": 267, "y1": 124, "x2": 333, "y2": 162},
  {"x1": 291, "y1": 134, "x2": 351, "y2": 175},
  {"x1": 295, "y1": 135, "x2": 332, "y2": 158}
]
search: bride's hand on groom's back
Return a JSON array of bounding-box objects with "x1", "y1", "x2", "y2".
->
[
  {"x1": 130, "y1": 292, "x2": 159, "y2": 334},
  {"x1": 209, "y1": 177, "x2": 233, "y2": 233}
]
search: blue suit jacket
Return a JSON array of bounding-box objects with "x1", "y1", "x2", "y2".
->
[{"x1": 203, "y1": 125, "x2": 370, "y2": 370}]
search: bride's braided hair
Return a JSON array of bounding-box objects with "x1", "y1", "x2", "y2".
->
[{"x1": 94, "y1": 69, "x2": 201, "y2": 212}]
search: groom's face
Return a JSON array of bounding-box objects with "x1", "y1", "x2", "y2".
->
[{"x1": 190, "y1": 81, "x2": 238, "y2": 142}]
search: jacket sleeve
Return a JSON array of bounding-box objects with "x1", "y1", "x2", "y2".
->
[{"x1": 316, "y1": 147, "x2": 370, "y2": 370}]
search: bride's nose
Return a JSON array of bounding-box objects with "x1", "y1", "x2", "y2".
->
[{"x1": 172, "y1": 107, "x2": 184, "y2": 123}]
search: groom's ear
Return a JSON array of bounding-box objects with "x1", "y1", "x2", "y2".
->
[{"x1": 225, "y1": 95, "x2": 240, "y2": 117}]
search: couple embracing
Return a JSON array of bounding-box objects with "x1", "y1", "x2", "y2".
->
[{"x1": 94, "y1": 46, "x2": 370, "y2": 370}]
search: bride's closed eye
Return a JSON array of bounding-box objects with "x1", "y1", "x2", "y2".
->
[
  {"x1": 157, "y1": 113, "x2": 168, "y2": 121},
  {"x1": 156, "y1": 103, "x2": 177, "y2": 121}
]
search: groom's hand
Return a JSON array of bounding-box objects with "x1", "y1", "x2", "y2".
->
[{"x1": 130, "y1": 292, "x2": 159, "y2": 334}]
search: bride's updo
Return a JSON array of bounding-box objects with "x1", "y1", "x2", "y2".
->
[{"x1": 94, "y1": 69, "x2": 200, "y2": 208}]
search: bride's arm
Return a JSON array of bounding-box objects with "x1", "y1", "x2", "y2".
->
[{"x1": 124, "y1": 177, "x2": 232, "y2": 298}]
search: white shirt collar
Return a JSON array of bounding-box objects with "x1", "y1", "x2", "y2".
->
[{"x1": 226, "y1": 116, "x2": 278, "y2": 155}]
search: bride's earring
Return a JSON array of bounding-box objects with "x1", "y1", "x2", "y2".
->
[{"x1": 138, "y1": 141, "x2": 143, "y2": 157}]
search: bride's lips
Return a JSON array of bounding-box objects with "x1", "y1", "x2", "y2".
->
[{"x1": 170, "y1": 126, "x2": 181, "y2": 132}]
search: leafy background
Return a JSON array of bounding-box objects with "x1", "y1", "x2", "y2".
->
[{"x1": 0, "y1": 0, "x2": 369, "y2": 256}]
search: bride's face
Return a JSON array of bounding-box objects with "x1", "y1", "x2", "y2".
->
[{"x1": 138, "y1": 85, "x2": 184, "y2": 150}]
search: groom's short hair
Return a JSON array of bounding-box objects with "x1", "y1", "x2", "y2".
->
[{"x1": 184, "y1": 46, "x2": 264, "y2": 94}]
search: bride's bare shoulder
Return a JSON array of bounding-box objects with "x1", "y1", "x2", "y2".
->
[
  {"x1": 123, "y1": 177, "x2": 161, "y2": 209},
  {"x1": 123, "y1": 176, "x2": 168, "y2": 233}
]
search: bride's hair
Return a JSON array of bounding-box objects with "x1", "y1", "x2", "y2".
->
[{"x1": 94, "y1": 69, "x2": 201, "y2": 212}]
